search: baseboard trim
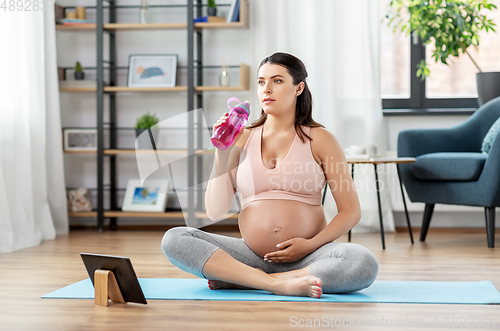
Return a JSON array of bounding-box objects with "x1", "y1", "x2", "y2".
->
[{"x1": 69, "y1": 224, "x2": 241, "y2": 232}]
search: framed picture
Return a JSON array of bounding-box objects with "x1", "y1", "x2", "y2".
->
[
  {"x1": 122, "y1": 179, "x2": 169, "y2": 212},
  {"x1": 127, "y1": 54, "x2": 178, "y2": 88},
  {"x1": 63, "y1": 128, "x2": 97, "y2": 151}
]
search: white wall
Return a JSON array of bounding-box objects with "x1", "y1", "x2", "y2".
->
[{"x1": 57, "y1": 0, "x2": 497, "y2": 227}]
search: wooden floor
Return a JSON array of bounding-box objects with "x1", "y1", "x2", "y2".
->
[{"x1": 1, "y1": 227, "x2": 499, "y2": 331}]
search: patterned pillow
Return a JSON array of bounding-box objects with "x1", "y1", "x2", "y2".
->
[{"x1": 482, "y1": 117, "x2": 500, "y2": 154}]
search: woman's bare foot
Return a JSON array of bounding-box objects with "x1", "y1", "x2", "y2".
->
[
  {"x1": 272, "y1": 275, "x2": 323, "y2": 298},
  {"x1": 207, "y1": 266, "x2": 323, "y2": 298},
  {"x1": 208, "y1": 268, "x2": 271, "y2": 290},
  {"x1": 269, "y1": 266, "x2": 311, "y2": 279}
]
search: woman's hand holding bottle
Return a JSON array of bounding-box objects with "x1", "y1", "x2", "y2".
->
[
  {"x1": 212, "y1": 112, "x2": 245, "y2": 150},
  {"x1": 211, "y1": 98, "x2": 250, "y2": 150},
  {"x1": 213, "y1": 112, "x2": 230, "y2": 134}
]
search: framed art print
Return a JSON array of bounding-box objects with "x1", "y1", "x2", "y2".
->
[
  {"x1": 122, "y1": 179, "x2": 169, "y2": 212},
  {"x1": 63, "y1": 128, "x2": 98, "y2": 151},
  {"x1": 127, "y1": 54, "x2": 178, "y2": 88}
]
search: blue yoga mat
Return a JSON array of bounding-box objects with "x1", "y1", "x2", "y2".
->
[{"x1": 42, "y1": 278, "x2": 500, "y2": 304}]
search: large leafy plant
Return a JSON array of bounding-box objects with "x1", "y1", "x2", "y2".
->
[{"x1": 386, "y1": 0, "x2": 497, "y2": 79}]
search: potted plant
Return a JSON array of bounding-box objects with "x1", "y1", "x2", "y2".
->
[
  {"x1": 386, "y1": 0, "x2": 498, "y2": 105},
  {"x1": 74, "y1": 61, "x2": 85, "y2": 80},
  {"x1": 207, "y1": 0, "x2": 217, "y2": 16},
  {"x1": 134, "y1": 112, "x2": 160, "y2": 149}
]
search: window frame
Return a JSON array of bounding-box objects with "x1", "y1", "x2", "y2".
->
[{"x1": 382, "y1": 37, "x2": 479, "y2": 114}]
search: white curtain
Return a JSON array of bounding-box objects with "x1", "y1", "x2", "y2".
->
[
  {"x1": 249, "y1": 0, "x2": 394, "y2": 233},
  {"x1": 0, "y1": 8, "x2": 69, "y2": 252}
]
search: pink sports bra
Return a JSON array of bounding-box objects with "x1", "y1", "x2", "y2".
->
[{"x1": 236, "y1": 124, "x2": 327, "y2": 208}]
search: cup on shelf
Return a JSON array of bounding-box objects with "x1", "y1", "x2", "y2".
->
[
  {"x1": 66, "y1": 11, "x2": 77, "y2": 19},
  {"x1": 364, "y1": 142, "x2": 378, "y2": 156},
  {"x1": 76, "y1": 7, "x2": 86, "y2": 20},
  {"x1": 345, "y1": 145, "x2": 365, "y2": 155}
]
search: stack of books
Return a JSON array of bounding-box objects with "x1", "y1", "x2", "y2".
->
[
  {"x1": 58, "y1": 18, "x2": 96, "y2": 26},
  {"x1": 193, "y1": 16, "x2": 226, "y2": 23}
]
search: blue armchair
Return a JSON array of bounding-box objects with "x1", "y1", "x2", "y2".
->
[{"x1": 398, "y1": 97, "x2": 500, "y2": 248}]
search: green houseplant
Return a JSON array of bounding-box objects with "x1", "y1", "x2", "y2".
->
[
  {"x1": 207, "y1": 0, "x2": 217, "y2": 16},
  {"x1": 386, "y1": 0, "x2": 499, "y2": 105},
  {"x1": 74, "y1": 61, "x2": 85, "y2": 80},
  {"x1": 134, "y1": 112, "x2": 160, "y2": 149},
  {"x1": 135, "y1": 112, "x2": 159, "y2": 130}
]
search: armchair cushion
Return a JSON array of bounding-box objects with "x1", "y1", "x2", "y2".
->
[
  {"x1": 411, "y1": 152, "x2": 488, "y2": 181},
  {"x1": 482, "y1": 116, "x2": 500, "y2": 154}
]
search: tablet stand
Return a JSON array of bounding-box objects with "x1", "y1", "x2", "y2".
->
[{"x1": 94, "y1": 269, "x2": 126, "y2": 306}]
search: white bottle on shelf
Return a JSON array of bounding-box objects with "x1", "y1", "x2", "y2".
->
[
  {"x1": 140, "y1": 0, "x2": 149, "y2": 24},
  {"x1": 220, "y1": 69, "x2": 229, "y2": 86}
]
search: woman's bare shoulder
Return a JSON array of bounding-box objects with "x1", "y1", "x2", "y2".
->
[
  {"x1": 309, "y1": 127, "x2": 337, "y2": 145},
  {"x1": 310, "y1": 126, "x2": 339, "y2": 143},
  {"x1": 309, "y1": 127, "x2": 344, "y2": 161}
]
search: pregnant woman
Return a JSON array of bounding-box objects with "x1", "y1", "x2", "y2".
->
[{"x1": 161, "y1": 52, "x2": 378, "y2": 298}]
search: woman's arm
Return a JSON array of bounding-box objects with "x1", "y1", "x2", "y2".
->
[
  {"x1": 205, "y1": 128, "x2": 250, "y2": 221},
  {"x1": 307, "y1": 127, "x2": 361, "y2": 251},
  {"x1": 204, "y1": 147, "x2": 238, "y2": 220}
]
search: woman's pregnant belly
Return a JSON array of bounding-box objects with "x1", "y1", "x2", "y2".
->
[{"x1": 238, "y1": 200, "x2": 328, "y2": 258}]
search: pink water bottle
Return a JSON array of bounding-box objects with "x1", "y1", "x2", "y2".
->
[{"x1": 211, "y1": 97, "x2": 250, "y2": 150}]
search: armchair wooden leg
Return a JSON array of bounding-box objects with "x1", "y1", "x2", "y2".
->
[
  {"x1": 420, "y1": 203, "x2": 435, "y2": 242},
  {"x1": 485, "y1": 207, "x2": 496, "y2": 248}
]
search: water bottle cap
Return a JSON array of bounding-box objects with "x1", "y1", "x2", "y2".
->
[
  {"x1": 227, "y1": 97, "x2": 250, "y2": 116},
  {"x1": 235, "y1": 102, "x2": 250, "y2": 116}
]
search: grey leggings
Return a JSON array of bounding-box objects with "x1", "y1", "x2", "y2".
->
[{"x1": 161, "y1": 226, "x2": 379, "y2": 294}]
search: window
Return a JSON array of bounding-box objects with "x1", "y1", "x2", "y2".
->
[
  {"x1": 380, "y1": 0, "x2": 500, "y2": 111},
  {"x1": 380, "y1": 0, "x2": 410, "y2": 99}
]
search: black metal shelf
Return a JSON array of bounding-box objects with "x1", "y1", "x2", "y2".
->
[
  {"x1": 62, "y1": 127, "x2": 213, "y2": 151},
  {"x1": 66, "y1": 187, "x2": 189, "y2": 212},
  {"x1": 59, "y1": 65, "x2": 243, "y2": 88},
  {"x1": 83, "y1": 0, "x2": 248, "y2": 231},
  {"x1": 60, "y1": 3, "x2": 232, "y2": 25}
]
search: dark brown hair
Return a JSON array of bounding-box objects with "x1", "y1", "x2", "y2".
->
[{"x1": 247, "y1": 52, "x2": 324, "y2": 143}]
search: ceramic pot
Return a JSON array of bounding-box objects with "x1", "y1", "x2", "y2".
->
[
  {"x1": 207, "y1": 7, "x2": 217, "y2": 16},
  {"x1": 477, "y1": 72, "x2": 500, "y2": 106},
  {"x1": 74, "y1": 71, "x2": 85, "y2": 80},
  {"x1": 135, "y1": 128, "x2": 159, "y2": 150}
]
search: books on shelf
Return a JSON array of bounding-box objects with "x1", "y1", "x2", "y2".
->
[
  {"x1": 59, "y1": 80, "x2": 97, "y2": 89},
  {"x1": 232, "y1": 0, "x2": 240, "y2": 22},
  {"x1": 58, "y1": 18, "x2": 96, "y2": 25},
  {"x1": 194, "y1": 16, "x2": 226, "y2": 23},
  {"x1": 226, "y1": 0, "x2": 240, "y2": 23},
  {"x1": 54, "y1": 4, "x2": 64, "y2": 23}
]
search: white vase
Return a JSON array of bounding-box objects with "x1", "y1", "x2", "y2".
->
[
  {"x1": 220, "y1": 70, "x2": 229, "y2": 87},
  {"x1": 140, "y1": 0, "x2": 149, "y2": 24},
  {"x1": 135, "y1": 128, "x2": 159, "y2": 150}
]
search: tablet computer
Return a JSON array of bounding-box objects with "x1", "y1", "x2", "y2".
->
[{"x1": 81, "y1": 253, "x2": 147, "y2": 305}]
